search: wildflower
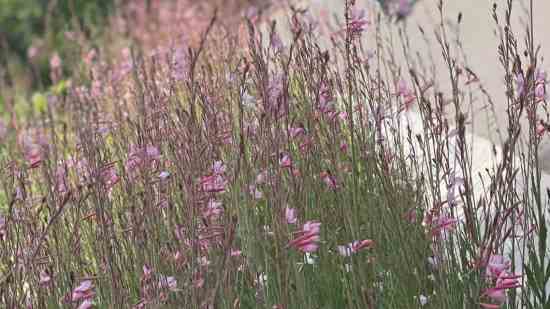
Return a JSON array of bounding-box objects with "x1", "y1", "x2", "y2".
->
[
  {"x1": 50, "y1": 53, "x2": 62, "y2": 70},
  {"x1": 230, "y1": 249, "x2": 242, "y2": 257},
  {"x1": 482, "y1": 264, "x2": 521, "y2": 305},
  {"x1": 320, "y1": 171, "x2": 338, "y2": 190},
  {"x1": 266, "y1": 75, "x2": 287, "y2": 118},
  {"x1": 39, "y1": 270, "x2": 51, "y2": 286},
  {"x1": 212, "y1": 161, "x2": 226, "y2": 175},
  {"x1": 535, "y1": 70, "x2": 547, "y2": 101},
  {"x1": 395, "y1": 0, "x2": 414, "y2": 19},
  {"x1": 347, "y1": 7, "x2": 370, "y2": 38},
  {"x1": 270, "y1": 32, "x2": 284, "y2": 53},
  {"x1": 279, "y1": 153, "x2": 292, "y2": 168},
  {"x1": 200, "y1": 174, "x2": 228, "y2": 193},
  {"x1": 430, "y1": 215, "x2": 458, "y2": 237},
  {"x1": 340, "y1": 142, "x2": 349, "y2": 153},
  {"x1": 158, "y1": 275, "x2": 177, "y2": 292},
  {"x1": 289, "y1": 127, "x2": 305, "y2": 139},
  {"x1": 159, "y1": 171, "x2": 170, "y2": 180},
  {"x1": 396, "y1": 79, "x2": 416, "y2": 111},
  {"x1": 337, "y1": 239, "x2": 374, "y2": 256},
  {"x1": 485, "y1": 255, "x2": 510, "y2": 279},
  {"x1": 515, "y1": 73, "x2": 526, "y2": 97},
  {"x1": 285, "y1": 207, "x2": 297, "y2": 224},
  {"x1": 418, "y1": 294, "x2": 428, "y2": 306},
  {"x1": 125, "y1": 145, "x2": 161, "y2": 177},
  {"x1": 71, "y1": 280, "x2": 95, "y2": 302},
  {"x1": 26, "y1": 147, "x2": 42, "y2": 169},
  {"x1": 537, "y1": 121, "x2": 548, "y2": 137},
  {"x1": 288, "y1": 221, "x2": 321, "y2": 253}
]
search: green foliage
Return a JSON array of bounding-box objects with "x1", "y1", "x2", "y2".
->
[
  {"x1": 0, "y1": 0, "x2": 114, "y2": 89},
  {"x1": 0, "y1": 0, "x2": 114, "y2": 57}
]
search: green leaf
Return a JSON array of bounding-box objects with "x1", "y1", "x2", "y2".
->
[
  {"x1": 32, "y1": 92, "x2": 48, "y2": 113},
  {"x1": 51, "y1": 79, "x2": 68, "y2": 95}
]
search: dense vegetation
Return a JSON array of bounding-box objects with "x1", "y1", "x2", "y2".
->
[{"x1": 0, "y1": 0, "x2": 549, "y2": 308}]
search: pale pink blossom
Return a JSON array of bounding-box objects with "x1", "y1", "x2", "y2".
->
[
  {"x1": 320, "y1": 171, "x2": 338, "y2": 190},
  {"x1": 485, "y1": 255, "x2": 510, "y2": 279},
  {"x1": 288, "y1": 221, "x2": 321, "y2": 253},
  {"x1": 337, "y1": 239, "x2": 374, "y2": 256},
  {"x1": 158, "y1": 275, "x2": 177, "y2": 291},
  {"x1": 285, "y1": 207, "x2": 297, "y2": 224},
  {"x1": 71, "y1": 280, "x2": 94, "y2": 302},
  {"x1": 279, "y1": 153, "x2": 292, "y2": 168},
  {"x1": 397, "y1": 79, "x2": 416, "y2": 111},
  {"x1": 39, "y1": 270, "x2": 51, "y2": 286}
]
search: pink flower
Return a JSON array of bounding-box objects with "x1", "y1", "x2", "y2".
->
[
  {"x1": 340, "y1": 142, "x2": 349, "y2": 153},
  {"x1": 347, "y1": 8, "x2": 370, "y2": 38},
  {"x1": 125, "y1": 145, "x2": 161, "y2": 177},
  {"x1": 430, "y1": 215, "x2": 458, "y2": 237},
  {"x1": 395, "y1": 0, "x2": 414, "y2": 18},
  {"x1": 39, "y1": 270, "x2": 51, "y2": 286},
  {"x1": 158, "y1": 275, "x2": 177, "y2": 291},
  {"x1": 212, "y1": 161, "x2": 226, "y2": 175},
  {"x1": 535, "y1": 70, "x2": 547, "y2": 101},
  {"x1": 50, "y1": 53, "x2": 62, "y2": 70},
  {"x1": 289, "y1": 127, "x2": 305, "y2": 139},
  {"x1": 288, "y1": 221, "x2": 321, "y2": 253},
  {"x1": 159, "y1": 171, "x2": 170, "y2": 180},
  {"x1": 285, "y1": 207, "x2": 297, "y2": 224},
  {"x1": 337, "y1": 239, "x2": 374, "y2": 256},
  {"x1": 485, "y1": 255, "x2": 510, "y2": 279},
  {"x1": 71, "y1": 280, "x2": 94, "y2": 302},
  {"x1": 200, "y1": 174, "x2": 227, "y2": 193},
  {"x1": 483, "y1": 274, "x2": 521, "y2": 304},
  {"x1": 25, "y1": 147, "x2": 42, "y2": 169},
  {"x1": 516, "y1": 73, "x2": 526, "y2": 97},
  {"x1": 397, "y1": 79, "x2": 416, "y2": 111},
  {"x1": 320, "y1": 171, "x2": 338, "y2": 190},
  {"x1": 279, "y1": 153, "x2": 292, "y2": 168}
]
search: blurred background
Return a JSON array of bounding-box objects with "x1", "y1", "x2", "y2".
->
[{"x1": 2, "y1": 0, "x2": 550, "y2": 169}]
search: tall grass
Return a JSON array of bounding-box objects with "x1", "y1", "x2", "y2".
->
[{"x1": 0, "y1": 0, "x2": 548, "y2": 308}]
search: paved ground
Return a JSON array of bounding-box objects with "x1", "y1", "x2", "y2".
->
[{"x1": 272, "y1": 0, "x2": 550, "y2": 170}]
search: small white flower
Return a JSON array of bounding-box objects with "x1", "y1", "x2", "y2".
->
[{"x1": 419, "y1": 294, "x2": 428, "y2": 306}]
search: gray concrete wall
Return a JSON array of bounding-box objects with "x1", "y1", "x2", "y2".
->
[{"x1": 272, "y1": 0, "x2": 550, "y2": 170}]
